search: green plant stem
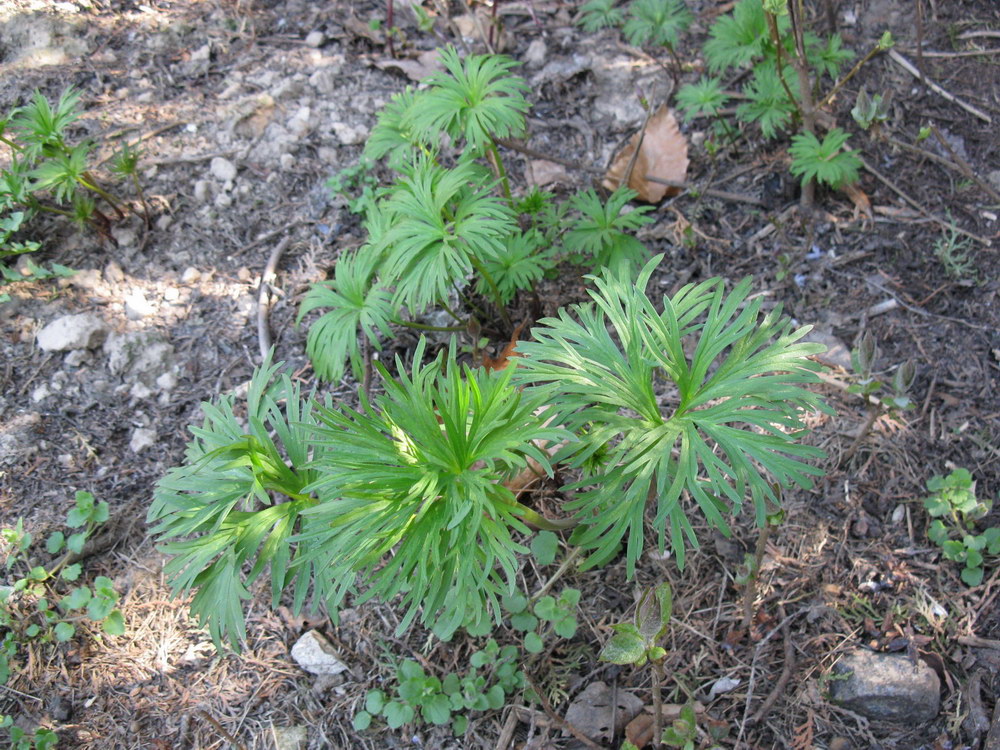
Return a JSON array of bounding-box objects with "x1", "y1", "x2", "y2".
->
[
  {"x1": 0, "y1": 134, "x2": 24, "y2": 153},
  {"x1": 468, "y1": 254, "x2": 513, "y2": 328},
  {"x1": 35, "y1": 203, "x2": 74, "y2": 219},
  {"x1": 128, "y1": 172, "x2": 151, "y2": 223},
  {"x1": 78, "y1": 173, "x2": 125, "y2": 220},
  {"x1": 765, "y1": 12, "x2": 803, "y2": 121},
  {"x1": 740, "y1": 521, "x2": 773, "y2": 631},
  {"x1": 652, "y1": 659, "x2": 665, "y2": 749},
  {"x1": 818, "y1": 42, "x2": 885, "y2": 110},
  {"x1": 487, "y1": 139, "x2": 513, "y2": 206},
  {"x1": 516, "y1": 504, "x2": 578, "y2": 533}
]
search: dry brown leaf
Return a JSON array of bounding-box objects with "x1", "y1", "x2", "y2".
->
[
  {"x1": 625, "y1": 712, "x2": 654, "y2": 748},
  {"x1": 840, "y1": 181, "x2": 873, "y2": 221},
  {"x1": 375, "y1": 49, "x2": 442, "y2": 82},
  {"x1": 603, "y1": 105, "x2": 689, "y2": 203},
  {"x1": 563, "y1": 682, "x2": 643, "y2": 742},
  {"x1": 525, "y1": 159, "x2": 572, "y2": 188}
]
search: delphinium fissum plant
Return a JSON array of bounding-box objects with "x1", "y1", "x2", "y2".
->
[{"x1": 514, "y1": 255, "x2": 831, "y2": 571}]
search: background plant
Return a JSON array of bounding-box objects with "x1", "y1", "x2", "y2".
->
[
  {"x1": 355, "y1": 640, "x2": 524, "y2": 735},
  {"x1": 924, "y1": 468, "x2": 999, "y2": 586},
  {"x1": 0, "y1": 491, "x2": 124, "y2": 748}
]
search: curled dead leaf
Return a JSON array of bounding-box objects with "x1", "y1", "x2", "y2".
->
[{"x1": 603, "y1": 105, "x2": 689, "y2": 203}]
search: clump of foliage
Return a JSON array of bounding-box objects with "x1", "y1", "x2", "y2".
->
[
  {"x1": 304, "y1": 45, "x2": 654, "y2": 384},
  {"x1": 355, "y1": 640, "x2": 524, "y2": 735},
  {"x1": 0, "y1": 88, "x2": 136, "y2": 265},
  {"x1": 673, "y1": 0, "x2": 893, "y2": 202},
  {"x1": 0, "y1": 491, "x2": 124, "y2": 747},
  {"x1": 925, "y1": 468, "x2": 999, "y2": 587},
  {"x1": 151, "y1": 48, "x2": 830, "y2": 669}
]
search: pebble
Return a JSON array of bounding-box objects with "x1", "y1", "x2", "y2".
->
[
  {"x1": 290, "y1": 630, "x2": 349, "y2": 676},
  {"x1": 210, "y1": 157, "x2": 238, "y2": 182},
  {"x1": 181, "y1": 267, "x2": 201, "y2": 283},
  {"x1": 129, "y1": 427, "x2": 157, "y2": 454},
  {"x1": 304, "y1": 30, "x2": 326, "y2": 47},
  {"x1": 193, "y1": 179, "x2": 210, "y2": 203}
]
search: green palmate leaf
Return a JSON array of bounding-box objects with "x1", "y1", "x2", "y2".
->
[
  {"x1": 10, "y1": 88, "x2": 81, "y2": 160},
  {"x1": 576, "y1": 0, "x2": 625, "y2": 31},
  {"x1": 298, "y1": 247, "x2": 395, "y2": 383},
  {"x1": 411, "y1": 46, "x2": 529, "y2": 153},
  {"x1": 530, "y1": 530, "x2": 559, "y2": 566},
  {"x1": 148, "y1": 351, "x2": 324, "y2": 649},
  {"x1": 809, "y1": 33, "x2": 854, "y2": 79},
  {"x1": 676, "y1": 77, "x2": 730, "y2": 121},
  {"x1": 704, "y1": 0, "x2": 786, "y2": 73},
  {"x1": 564, "y1": 187, "x2": 654, "y2": 271},
  {"x1": 515, "y1": 256, "x2": 830, "y2": 572},
  {"x1": 736, "y1": 62, "x2": 798, "y2": 138},
  {"x1": 476, "y1": 228, "x2": 553, "y2": 304},
  {"x1": 365, "y1": 87, "x2": 433, "y2": 169},
  {"x1": 377, "y1": 156, "x2": 516, "y2": 314},
  {"x1": 297, "y1": 338, "x2": 569, "y2": 638},
  {"x1": 29, "y1": 142, "x2": 92, "y2": 204},
  {"x1": 788, "y1": 129, "x2": 861, "y2": 188},
  {"x1": 623, "y1": 0, "x2": 693, "y2": 48}
]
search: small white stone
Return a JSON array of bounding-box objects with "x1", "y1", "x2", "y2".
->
[
  {"x1": 37, "y1": 313, "x2": 110, "y2": 352},
  {"x1": 279, "y1": 153, "x2": 295, "y2": 170},
  {"x1": 31, "y1": 384, "x2": 50, "y2": 403},
  {"x1": 190, "y1": 43, "x2": 211, "y2": 61},
  {"x1": 214, "y1": 192, "x2": 233, "y2": 208},
  {"x1": 291, "y1": 630, "x2": 349, "y2": 676},
  {"x1": 155, "y1": 371, "x2": 178, "y2": 392},
  {"x1": 156, "y1": 214, "x2": 173, "y2": 231},
  {"x1": 181, "y1": 267, "x2": 201, "y2": 284},
  {"x1": 129, "y1": 427, "x2": 157, "y2": 453},
  {"x1": 124, "y1": 290, "x2": 156, "y2": 320},
  {"x1": 524, "y1": 39, "x2": 547, "y2": 68},
  {"x1": 304, "y1": 30, "x2": 326, "y2": 47},
  {"x1": 210, "y1": 157, "x2": 238, "y2": 182}
]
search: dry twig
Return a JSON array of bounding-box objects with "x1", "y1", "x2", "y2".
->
[{"x1": 888, "y1": 49, "x2": 992, "y2": 124}]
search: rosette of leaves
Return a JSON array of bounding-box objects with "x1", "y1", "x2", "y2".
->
[
  {"x1": 407, "y1": 46, "x2": 529, "y2": 156},
  {"x1": 564, "y1": 187, "x2": 654, "y2": 271},
  {"x1": 297, "y1": 338, "x2": 569, "y2": 638},
  {"x1": 148, "y1": 353, "x2": 324, "y2": 648},
  {"x1": 515, "y1": 256, "x2": 830, "y2": 571},
  {"x1": 376, "y1": 155, "x2": 517, "y2": 314},
  {"x1": 622, "y1": 0, "x2": 693, "y2": 49}
]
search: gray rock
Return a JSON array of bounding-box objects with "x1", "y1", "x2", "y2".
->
[
  {"x1": 105, "y1": 331, "x2": 176, "y2": 386},
  {"x1": 524, "y1": 39, "x2": 547, "y2": 68},
  {"x1": 829, "y1": 649, "x2": 940, "y2": 722},
  {"x1": 37, "y1": 313, "x2": 110, "y2": 352},
  {"x1": 0, "y1": 412, "x2": 41, "y2": 467},
  {"x1": 210, "y1": 157, "x2": 237, "y2": 182},
  {"x1": 304, "y1": 30, "x2": 326, "y2": 48},
  {"x1": 271, "y1": 726, "x2": 307, "y2": 750},
  {"x1": 290, "y1": 630, "x2": 349, "y2": 676}
]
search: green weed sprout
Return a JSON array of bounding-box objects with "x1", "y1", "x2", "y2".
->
[
  {"x1": 576, "y1": 0, "x2": 625, "y2": 31},
  {"x1": 599, "y1": 583, "x2": 674, "y2": 744},
  {"x1": 925, "y1": 468, "x2": 999, "y2": 586}
]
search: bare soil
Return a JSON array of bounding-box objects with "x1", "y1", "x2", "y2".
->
[{"x1": 1, "y1": 1, "x2": 999, "y2": 748}]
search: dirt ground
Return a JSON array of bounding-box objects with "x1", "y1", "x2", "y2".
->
[{"x1": 1, "y1": 0, "x2": 999, "y2": 748}]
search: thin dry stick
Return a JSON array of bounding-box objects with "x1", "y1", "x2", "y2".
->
[
  {"x1": 620, "y1": 102, "x2": 655, "y2": 191},
  {"x1": 901, "y1": 47, "x2": 1000, "y2": 58},
  {"x1": 750, "y1": 606, "x2": 795, "y2": 724},
  {"x1": 257, "y1": 236, "x2": 292, "y2": 361},
  {"x1": 524, "y1": 675, "x2": 607, "y2": 750},
  {"x1": 741, "y1": 523, "x2": 773, "y2": 631},
  {"x1": 199, "y1": 710, "x2": 247, "y2": 750},
  {"x1": 930, "y1": 126, "x2": 1000, "y2": 204},
  {"x1": 735, "y1": 609, "x2": 801, "y2": 748},
  {"x1": 888, "y1": 48, "x2": 993, "y2": 123},
  {"x1": 859, "y1": 155, "x2": 992, "y2": 246},
  {"x1": 495, "y1": 708, "x2": 520, "y2": 750}
]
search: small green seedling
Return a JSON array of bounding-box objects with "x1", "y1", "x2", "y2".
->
[
  {"x1": 841, "y1": 331, "x2": 916, "y2": 465},
  {"x1": 600, "y1": 583, "x2": 674, "y2": 744},
  {"x1": 924, "y1": 468, "x2": 999, "y2": 586},
  {"x1": 499, "y1": 588, "x2": 580, "y2": 654},
  {"x1": 355, "y1": 643, "x2": 524, "y2": 736},
  {"x1": 0, "y1": 491, "x2": 124, "y2": 748}
]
